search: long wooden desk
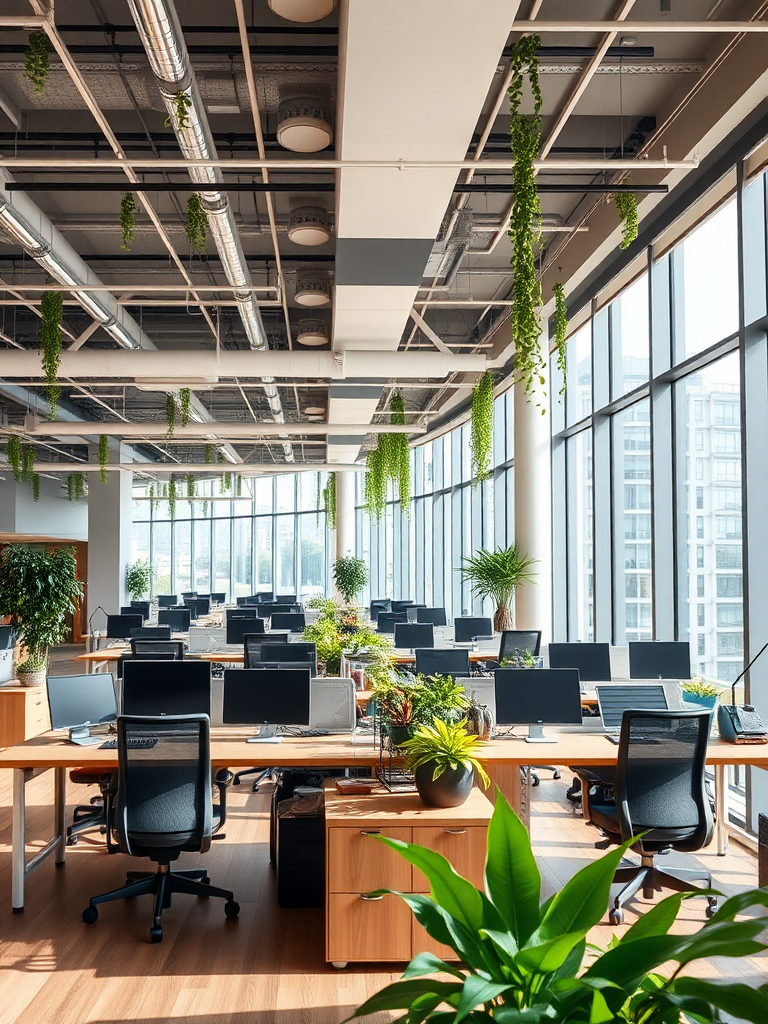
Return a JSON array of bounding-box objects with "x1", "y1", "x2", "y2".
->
[{"x1": 2, "y1": 729, "x2": 766, "y2": 912}]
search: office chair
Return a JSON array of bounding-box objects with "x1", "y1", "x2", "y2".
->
[
  {"x1": 415, "y1": 648, "x2": 470, "y2": 678},
  {"x1": 271, "y1": 612, "x2": 306, "y2": 632},
  {"x1": 580, "y1": 708, "x2": 717, "y2": 925},
  {"x1": 130, "y1": 639, "x2": 185, "y2": 659},
  {"x1": 117, "y1": 651, "x2": 178, "y2": 681},
  {"x1": 498, "y1": 629, "x2": 542, "y2": 661},
  {"x1": 67, "y1": 770, "x2": 115, "y2": 845},
  {"x1": 370, "y1": 599, "x2": 391, "y2": 623},
  {"x1": 242, "y1": 633, "x2": 290, "y2": 668},
  {"x1": 377, "y1": 611, "x2": 408, "y2": 634},
  {"x1": 82, "y1": 715, "x2": 239, "y2": 943}
]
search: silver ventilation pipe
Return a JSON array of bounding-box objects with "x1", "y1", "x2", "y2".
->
[{"x1": 127, "y1": 0, "x2": 293, "y2": 461}]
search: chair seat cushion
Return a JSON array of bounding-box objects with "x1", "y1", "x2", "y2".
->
[
  {"x1": 589, "y1": 799, "x2": 699, "y2": 846},
  {"x1": 70, "y1": 768, "x2": 113, "y2": 786}
]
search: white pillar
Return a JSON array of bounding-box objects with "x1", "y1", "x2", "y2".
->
[
  {"x1": 87, "y1": 443, "x2": 133, "y2": 625},
  {"x1": 334, "y1": 471, "x2": 356, "y2": 561},
  {"x1": 513, "y1": 370, "x2": 552, "y2": 643}
]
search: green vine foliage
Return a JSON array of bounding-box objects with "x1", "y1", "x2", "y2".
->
[
  {"x1": 390, "y1": 392, "x2": 411, "y2": 517},
  {"x1": 615, "y1": 185, "x2": 639, "y2": 249},
  {"x1": 323, "y1": 472, "x2": 337, "y2": 528},
  {"x1": 179, "y1": 387, "x2": 191, "y2": 427},
  {"x1": 32, "y1": 473, "x2": 40, "y2": 502},
  {"x1": 221, "y1": 470, "x2": 231, "y2": 493},
  {"x1": 202, "y1": 499, "x2": 209, "y2": 517},
  {"x1": 67, "y1": 472, "x2": 85, "y2": 503},
  {"x1": 166, "y1": 91, "x2": 192, "y2": 129},
  {"x1": 24, "y1": 32, "x2": 50, "y2": 95},
  {"x1": 98, "y1": 434, "x2": 109, "y2": 485},
  {"x1": 205, "y1": 444, "x2": 214, "y2": 464},
  {"x1": 552, "y1": 282, "x2": 568, "y2": 397},
  {"x1": 8, "y1": 436, "x2": 22, "y2": 482},
  {"x1": 186, "y1": 194, "x2": 207, "y2": 254},
  {"x1": 364, "y1": 445, "x2": 387, "y2": 523},
  {"x1": 21, "y1": 443, "x2": 34, "y2": 483},
  {"x1": 470, "y1": 371, "x2": 494, "y2": 486},
  {"x1": 40, "y1": 290, "x2": 63, "y2": 419},
  {"x1": 165, "y1": 393, "x2": 176, "y2": 437},
  {"x1": 149, "y1": 484, "x2": 156, "y2": 514},
  {"x1": 236, "y1": 474, "x2": 242, "y2": 497},
  {"x1": 120, "y1": 192, "x2": 136, "y2": 251},
  {"x1": 508, "y1": 34, "x2": 545, "y2": 399},
  {"x1": 168, "y1": 479, "x2": 177, "y2": 519},
  {"x1": 186, "y1": 474, "x2": 196, "y2": 500}
]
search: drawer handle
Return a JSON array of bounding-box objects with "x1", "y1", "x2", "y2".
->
[
  {"x1": 443, "y1": 828, "x2": 468, "y2": 835},
  {"x1": 360, "y1": 894, "x2": 383, "y2": 901},
  {"x1": 360, "y1": 829, "x2": 381, "y2": 835}
]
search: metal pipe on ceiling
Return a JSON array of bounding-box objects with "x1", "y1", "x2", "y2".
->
[
  {"x1": 5, "y1": 422, "x2": 422, "y2": 438},
  {"x1": 13, "y1": 462, "x2": 361, "y2": 474},
  {"x1": 509, "y1": 19, "x2": 768, "y2": 32},
  {"x1": 0, "y1": 157, "x2": 699, "y2": 170},
  {"x1": 7, "y1": 181, "x2": 669, "y2": 194}
]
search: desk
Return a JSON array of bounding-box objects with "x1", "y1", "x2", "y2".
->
[{"x1": 2, "y1": 730, "x2": 766, "y2": 912}]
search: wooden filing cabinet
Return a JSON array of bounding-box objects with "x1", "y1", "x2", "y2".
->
[
  {"x1": 0, "y1": 685, "x2": 50, "y2": 747},
  {"x1": 324, "y1": 781, "x2": 493, "y2": 968}
]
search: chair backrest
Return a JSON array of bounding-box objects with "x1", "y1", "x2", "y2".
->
[
  {"x1": 369, "y1": 599, "x2": 391, "y2": 622},
  {"x1": 615, "y1": 709, "x2": 713, "y2": 851},
  {"x1": 394, "y1": 622, "x2": 435, "y2": 650},
  {"x1": 259, "y1": 641, "x2": 317, "y2": 674},
  {"x1": 377, "y1": 611, "x2": 408, "y2": 634},
  {"x1": 227, "y1": 607, "x2": 260, "y2": 620},
  {"x1": 499, "y1": 630, "x2": 542, "y2": 661},
  {"x1": 415, "y1": 648, "x2": 470, "y2": 678},
  {"x1": 243, "y1": 633, "x2": 291, "y2": 667},
  {"x1": 130, "y1": 639, "x2": 185, "y2": 658},
  {"x1": 156, "y1": 595, "x2": 177, "y2": 608},
  {"x1": 271, "y1": 612, "x2": 306, "y2": 632},
  {"x1": 416, "y1": 606, "x2": 448, "y2": 627},
  {"x1": 454, "y1": 617, "x2": 493, "y2": 643},
  {"x1": 114, "y1": 715, "x2": 213, "y2": 857},
  {"x1": 130, "y1": 625, "x2": 172, "y2": 642}
]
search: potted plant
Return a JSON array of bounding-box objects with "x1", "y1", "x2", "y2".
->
[
  {"x1": 332, "y1": 555, "x2": 368, "y2": 606},
  {"x1": 373, "y1": 673, "x2": 469, "y2": 748},
  {"x1": 401, "y1": 717, "x2": 490, "y2": 808},
  {"x1": 0, "y1": 545, "x2": 83, "y2": 686},
  {"x1": 124, "y1": 558, "x2": 153, "y2": 601},
  {"x1": 683, "y1": 677, "x2": 723, "y2": 710},
  {"x1": 458, "y1": 544, "x2": 537, "y2": 632},
  {"x1": 348, "y1": 790, "x2": 768, "y2": 1024}
]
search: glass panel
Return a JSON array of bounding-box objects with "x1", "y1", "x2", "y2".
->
[
  {"x1": 299, "y1": 513, "x2": 325, "y2": 600},
  {"x1": 276, "y1": 475, "x2": 295, "y2": 512},
  {"x1": 276, "y1": 514, "x2": 295, "y2": 592},
  {"x1": 566, "y1": 323, "x2": 592, "y2": 423},
  {"x1": 254, "y1": 478, "x2": 272, "y2": 514},
  {"x1": 614, "y1": 400, "x2": 652, "y2": 642},
  {"x1": 173, "y1": 520, "x2": 192, "y2": 594},
  {"x1": 255, "y1": 517, "x2": 272, "y2": 588},
  {"x1": 299, "y1": 472, "x2": 321, "y2": 511},
  {"x1": 213, "y1": 519, "x2": 231, "y2": 596},
  {"x1": 232, "y1": 517, "x2": 252, "y2": 598},
  {"x1": 613, "y1": 274, "x2": 649, "y2": 397},
  {"x1": 152, "y1": 522, "x2": 172, "y2": 596},
  {"x1": 193, "y1": 520, "x2": 211, "y2": 593},
  {"x1": 568, "y1": 429, "x2": 593, "y2": 640},
  {"x1": 132, "y1": 521, "x2": 150, "y2": 565}
]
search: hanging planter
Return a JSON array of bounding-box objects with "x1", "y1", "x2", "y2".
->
[
  {"x1": 165, "y1": 393, "x2": 176, "y2": 436},
  {"x1": 186, "y1": 194, "x2": 207, "y2": 254},
  {"x1": 32, "y1": 473, "x2": 40, "y2": 502},
  {"x1": 552, "y1": 282, "x2": 568, "y2": 397},
  {"x1": 8, "y1": 436, "x2": 22, "y2": 482},
  {"x1": 168, "y1": 479, "x2": 177, "y2": 519},
  {"x1": 364, "y1": 446, "x2": 387, "y2": 523},
  {"x1": 67, "y1": 473, "x2": 85, "y2": 503},
  {"x1": 179, "y1": 387, "x2": 191, "y2": 428},
  {"x1": 166, "y1": 91, "x2": 192, "y2": 129},
  {"x1": 98, "y1": 434, "x2": 109, "y2": 485},
  {"x1": 205, "y1": 444, "x2": 214, "y2": 464},
  {"x1": 186, "y1": 474, "x2": 196, "y2": 500},
  {"x1": 390, "y1": 392, "x2": 411, "y2": 517},
  {"x1": 323, "y1": 472, "x2": 337, "y2": 528},
  {"x1": 508, "y1": 34, "x2": 545, "y2": 399},
  {"x1": 119, "y1": 192, "x2": 136, "y2": 251},
  {"x1": 470, "y1": 371, "x2": 494, "y2": 486},
  {"x1": 614, "y1": 183, "x2": 639, "y2": 250},
  {"x1": 40, "y1": 291, "x2": 63, "y2": 419},
  {"x1": 24, "y1": 32, "x2": 50, "y2": 95}
]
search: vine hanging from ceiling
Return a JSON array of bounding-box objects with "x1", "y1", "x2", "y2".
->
[
  {"x1": 40, "y1": 290, "x2": 63, "y2": 419},
  {"x1": 552, "y1": 281, "x2": 568, "y2": 396}
]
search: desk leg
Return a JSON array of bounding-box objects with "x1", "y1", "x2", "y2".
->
[
  {"x1": 715, "y1": 764, "x2": 728, "y2": 856},
  {"x1": 12, "y1": 769, "x2": 26, "y2": 912},
  {"x1": 54, "y1": 767, "x2": 67, "y2": 866}
]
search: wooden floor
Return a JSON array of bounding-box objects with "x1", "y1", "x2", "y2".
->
[{"x1": 0, "y1": 647, "x2": 765, "y2": 1024}]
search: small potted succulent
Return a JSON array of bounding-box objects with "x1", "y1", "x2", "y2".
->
[
  {"x1": 682, "y1": 677, "x2": 722, "y2": 710},
  {"x1": 401, "y1": 717, "x2": 490, "y2": 808}
]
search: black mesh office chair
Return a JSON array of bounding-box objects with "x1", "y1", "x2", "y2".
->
[
  {"x1": 582, "y1": 708, "x2": 716, "y2": 925},
  {"x1": 370, "y1": 599, "x2": 391, "y2": 623},
  {"x1": 82, "y1": 715, "x2": 239, "y2": 943}
]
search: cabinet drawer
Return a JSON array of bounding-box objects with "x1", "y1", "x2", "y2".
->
[
  {"x1": 412, "y1": 826, "x2": 488, "y2": 890},
  {"x1": 413, "y1": 894, "x2": 459, "y2": 962},
  {"x1": 328, "y1": 826, "x2": 412, "y2": 893},
  {"x1": 328, "y1": 893, "x2": 413, "y2": 962}
]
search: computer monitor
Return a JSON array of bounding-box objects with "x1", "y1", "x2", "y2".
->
[
  {"x1": 179, "y1": 602, "x2": 197, "y2": 622},
  {"x1": 494, "y1": 668, "x2": 582, "y2": 742},
  {"x1": 227, "y1": 607, "x2": 260, "y2": 621},
  {"x1": 157, "y1": 608, "x2": 191, "y2": 632},
  {"x1": 106, "y1": 614, "x2": 144, "y2": 639},
  {"x1": 271, "y1": 612, "x2": 306, "y2": 633},
  {"x1": 122, "y1": 660, "x2": 211, "y2": 717},
  {"x1": 628, "y1": 641, "x2": 691, "y2": 680},
  {"x1": 548, "y1": 642, "x2": 612, "y2": 683},
  {"x1": 130, "y1": 625, "x2": 172, "y2": 641},
  {"x1": 181, "y1": 592, "x2": 197, "y2": 600},
  {"x1": 46, "y1": 672, "x2": 117, "y2": 745},
  {"x1": 227, "y1": 617, "x2": 266, "y2": 645},
  {"x1": 416, "y1": 607, "x2": 448, "y2": 627},
  {"x1": 254, "y1": 592, "x2": 274, "y2": 604},
  {"x1": 237, "y1": 596, "x2": 256, "y2": 607},
  {"x1": 394, "y1": 622, "x2": 435, "y2": 650},
  {"x1": 264, "y1": 603, "x2": 296, "y2": 615},
  {"x1": 414, "y1": 648, "x2": 470, "y2": 678},
  {"x1": 243, "y1": 633, "x2": 290, "y2": 666},
  {"x1": 276, "y1": 594, "x2": 297, "y2": 605},
  {"x1": 210, "y1": 592, "x2": 226, "y2": 605},
  {"x1": 222, "y1": 668, "x2": 311, "y2": 742},
  {"x1": 127, "y1": 601, "x2": 151, "y2": 620},
  {"x1": 454, "y1": 617, "x2": 493, "y2": 643},
  {"x1": 595, "y1": 683, "x2": 669, "y2": 734},
  {"x1": 377, "y1": 611, "x2": 408, "y2": 634},
  {"x1": 391, "y1": 600, "x2": 415, "y2": 612},
  {"x1": 185, "y1": 596, "x2": 211, "y2": 617},
  {"x1": 259, "y1": 642, "x2": 317, "y2": 674},
  {"x1": 156, "y1": 595, "x2": 177, "y2": 608},
  {"x1": 370, "y1": 600, "x2": 391, "y2": 623}
]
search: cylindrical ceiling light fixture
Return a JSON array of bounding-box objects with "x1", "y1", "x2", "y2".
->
[
  {"x1": 296, "y1": 318, "x2": 329, "y2": 347},
  {"x1": 294, "y1": 274, "x2": 331, "y2": 307},
  {"x1": 288, "y1": 206, "x2": 332, "y2": 246},
  {"x1": 268, "y1": 0, "x2": 337, "y2": 22},
  {"x1": 277, "y1": 97, "x2": 333, "y2": 153},
  {"x1": 304, "y1": 404, "x2": 327, "y2": 416}
]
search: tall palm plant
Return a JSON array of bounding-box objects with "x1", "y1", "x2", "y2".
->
[{"x1": 458, "y1": 545, "x2": 537, "y2": 632}]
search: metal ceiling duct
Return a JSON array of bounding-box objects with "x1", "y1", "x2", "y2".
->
[{"x1": 126, "y1": 0, "x2": 293, "y2": 461}]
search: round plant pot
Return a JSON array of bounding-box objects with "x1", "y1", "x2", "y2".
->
[
  {"x1": 683, "y1": 692, "x2": 718, "y2": 710},
  {"x1": 17, "y1": 667, "x2": 47, "y2": 687},
  {"x1": 414, "y1": 761, "x2": 474, "y2": 808}
]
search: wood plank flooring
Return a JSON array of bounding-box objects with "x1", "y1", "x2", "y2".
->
[{"x1": 0, "y1": 647, "x2": 765, "y2": 1024}]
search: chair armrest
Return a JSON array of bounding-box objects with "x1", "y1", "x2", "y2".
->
[{"x1": 212, "y1": 768, "x2": 233, "y2": 833}]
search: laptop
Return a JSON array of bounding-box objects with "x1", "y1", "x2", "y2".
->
[
  {"x1": 594, "y1": 683, "x2": 669, "y2": 743},
  {"x1": 187, "y1": 627, "x2": 226, "y2": 654}
]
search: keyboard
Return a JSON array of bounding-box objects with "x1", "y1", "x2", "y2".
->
[{"x1": 100, "y1": 737, "x2": 158, "y2": 750}]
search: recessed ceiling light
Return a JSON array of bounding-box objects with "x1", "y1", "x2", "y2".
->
[
  {"x1": 277, "y1": 97, "x2": 333, "y2": 153},
  {"x1": 306, "y1": 414, "x2": 325, "y2": 422},
  {"x1": 288, "y1": 206, "x2": 332, "y2": 246},
  {"x1": 207, "y1": 104, "x2": 241, "y2": 114},
  {"x1": 268, "y1": 0, "x2": 337, "y2": 22},
  {"x1": 296, "y1": 318, "x2": 329, "y2": 347},
  {"x1": 294, "y1": 275, "x2": 331, "y2": 306},
  {"x1": 304, "y1": 405, "x2": 326, "y2": 416}
]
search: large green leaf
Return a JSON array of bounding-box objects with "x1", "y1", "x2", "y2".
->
[
  {"x1": 484, "y1": 789, "x2": 541, "y2": 945},
  {"x1": 705, "y1": 887, "x2": 768, "y2": 924},
  {"x1": 672, "y1": 918, "x2": 768, "y2": 966},
  {"x1": 493, "y1": 1007, "x2": 558, "y2": 1024},
  {"x1": 670, "y1": 978, "x2": 768, "y2": 1023},
  {"x1": 402, "y1": 951, "x2": 466, "y2": 980},
  {"x1": 515, "y1": 932, "x2": 588, "y2": 976},
  {"x1": 391, "y1": 892, "x2": 472, "y2": 960},
  {"x1": 454, "y1": 976, "x2": 512, "y2": 1023},
  {"x1": 619, "y1": 891, "x2": 695, "y2": 943},
  {"x1": 583, "y1": 934, "x2": 686, "y2": 988},
  {"x1": 345, "y1": 979, "x2": 462, "y2": 1020}
]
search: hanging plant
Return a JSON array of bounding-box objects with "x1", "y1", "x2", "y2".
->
[
  {"x1": 221, "y1": 470, "x2": 232, "y2": 492},
  {"x1": 390, "y1": 392, "x2": 411, "y2": 516},
  {"x1": 23, "y1": 31, "x2": 50, "y2": 95},
  {"x1": 32, "y1": 473, "x2": 40, "y2": 502},
  {"x1": 470, "y1": 371, "x2": 494, "y2": 486},
  {"x1": 508, "y1": 34, "x2": 545, "y2": 398},
  {"x1": 364, "y1": 446, "x2": 387, "y2": 523},
  {"x1": 98, "y1": 434, "x2": 109, "y2": 485},
  {"x1": 21, "y1": 443, "x2": 35, "y2": 483},
  {"x1": 179, "y1": 387, "x2": 191, "y2": 427},
  {"x1": 205, "y1": 444, "x2": 214, "y2": 463},
  {"x1": 166, "y1": 91, "x2": 192, "y2": 129},
  {"x1": 552, "y1": 282, "x2": 568, "y2": 397},
  {"x1": 119, "y1": 192, "x2": 136, "y2": 251},
  {"x1": 236, "y1": 474, "x2": 242, "y2": 497},
  {"x1": 186, "y1": 474, "x2": 196, "y2": 500},
  {"x1": 614, "y1": 183, "x2": 639, "y2": 250},
  {"x1": 7, "y1": 435, "x2": 22, "y2": 482},
  {"x1": 315, "y1": 471, "x2": 323, "y2": 525},
  {"x1": 165, "y1": 393, "x2": 176, "y2": 436},
  {"x1": 323, "y1": 472, "x2": 337, "y2": 529},
  {"x1": 67, "y1": 473, "x2": 76, "y2": 503},
  {"x1": 67, "y1": 472, "x2": 85, "y2": 503},
  {"x1": 40, "y1": 290, "x2": 63, "y2": 419},
  {"x1": 168, "y1": 479, "x2": 177, "y2": 519},
  {"x1": 202, "y1": 499, "x2": 209, "y2": 517},
  {"x1": 149, "y1": 483, "x2": 156, "y2": 514},
  {"x1": 186, "y1": 194, "x2": 207, "y2": 254}
]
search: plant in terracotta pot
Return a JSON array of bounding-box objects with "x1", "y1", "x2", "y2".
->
[
  {"x1": 402, "y1": 717, "x2": 490, "y2": 808},
  {"x1": 0, "y1": 545, "x2": 83, "y2": 685},
  {"x1": 458, "y1": 544, "x2": 537, "y2": 633}
]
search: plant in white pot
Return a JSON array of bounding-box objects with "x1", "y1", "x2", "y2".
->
[
  {"x1": 0, "y1": 545, "x2": 83, "y2": 685},
  {"x1": 458, "y1": 544, "x2": 537, "y2": 632}
]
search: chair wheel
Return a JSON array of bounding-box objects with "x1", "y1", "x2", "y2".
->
[
  {"x1": 224, "y1": 900, "x2": 240, "y2": 918},
  {"x1": 706, "y1": 899, "x2": 718, "y2": 918},
  {"x1": 608, "y1": 908, "x2": 624, "y2": 926},
  {"x1": 149, "y1": 927, "x2": 163, "y2": 943},
  {"x1": 553, "y1": 770, "x2": 561, "y2": 780},
  {"x1": 99, "y1": 826, "x2": 107, "y2": 834},
  {"x1": 82, "y1": 906, "x2": 98, "y2": 924},
  {"x1": 531, "y1": 775, "x2": 540, "y2": 788},
  {"x1": 232, "y1": 777, "x2": 241, "y2": 786},
  {"x1": 67, "y1": 835, "x2": 79, "y2": 846}
]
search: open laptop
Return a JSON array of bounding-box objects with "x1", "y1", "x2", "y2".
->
[
  {"x1": 594, "y1": 683, "x2": 669, "y2": 743},
  {"x1": 187, "y1": 626, "x2": 226, "y2": 654}
]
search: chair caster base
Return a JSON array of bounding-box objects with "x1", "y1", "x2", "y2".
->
[
  {"x1": 331, "y1": 961, "x2": 348, "y2": 970},
  {"x1": 608, "y1": 907, "x2": 624, "y2": 926},
  {"x1": 224, "y1": 900, "x2": 240, "y2": 918},
  {"x1": 82, "y1": 906, "x2": 98, "y2": 924},
  {"x1": 149, "y1": 926, "x2": 163, "y2": 943}
]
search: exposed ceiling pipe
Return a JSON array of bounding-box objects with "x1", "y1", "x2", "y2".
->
[
  {"x1": 12, "y1": 462, "x2": 362, "y2": 475},
  {"x1": 6, "y1": 422, "x2": 422, "y2": 438},
  {"x1": 126, "y1": 0, "x2": 293, "y2": 461}
]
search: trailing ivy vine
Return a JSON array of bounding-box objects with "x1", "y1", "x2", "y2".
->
[
  {"x1": 24, "y1": 32, "x2": 50, "y2": 95},
  {"x1": 179, "y1": 387, "x2": 191, "y2": 428},
  {"x1": 186, "y1": 194, "x2": 207, "y2": 254},
  {"x1": 120, "y1": 192, "x2": 136, "y2": 251},
  {"x1": 614, "y1": 183, "x2": 639, "y2": 249},
  {"x1": 508, "y1": 34, "x2": 545, "y2": 398},
  {"x1": 552, "y1": 282, "x2": 568, "y2": 397},
  {"x1": 165, "y1": 393, "x2": 176, "y2": 436},
  {"x1": 390, "y1": 392, "x2": 411, "y2": 517},
  {"x1": 236, "y1": 474, "x2": 242, "y2": 497},
  {"x1": 186, "y1": 474, "x2": 196, "y2": 500},
  {"x1": 8, "y1": 436, "x2": 22, "y2": 482},
  {"x1": 40, "y1": 290, "x2": 63, "y2": 419},
  {"x1": 67, "y1": 472, "x2": 85, "y2": 503},
  {"x1": 168, "y1": 479, "x2": 177, "y2": 519},
  {"x1": 470, "y1": 371, "x2": 494, "y2": 486},
  {"x1": 98, "y1": 434, "x2": 109, "y2": 485},
  {"x1": 364, "y1": 446, "x2": 387, "y2": 523},
  {"x1": 149, "y1": 483, "x2": 156, "y2": 514},
  {"x1": 205, "y1": 444, "x2": 214, "y2": 464},
  {"x1": 322, "y1": 472, "x2": 337, "y2": 528},
  {"x1": 32, "y1": 473, "x2": 40, "y2": 502},
  {"x1": 166, "y1": 91, "x2": 192, "y2": 129},
  {"x1": 363, "y1": 392, "x2": 413, "y2": 520}
]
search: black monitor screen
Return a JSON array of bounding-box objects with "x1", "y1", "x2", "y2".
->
[
  {"x1": 271, "y1": 613, "x2": 306, "y2": 632},
  {"x1": 454, "y1": 617, "x2": 493, "y2": 642},
  {"x1": 628, "y1": 641, "x2": 691, "y2": 680},
  {"x1": 130, "y1": 601, "x2": 151, "y2": 618},
  {"x1": 548, "y1": 643, "x2": 612, "y2": 682},
  {"x1": 130, "y1": 626, "x2": 172, "y2": 641},
  {"x1": 156, "y1": 595, "x2": 177, "y2": 608},
  {"x1": 394, "y1": 623, "x2": 434, "y2": 649},
  {"x1": 416, "y1": 607, "x2": 448, "y2": 627},
  {"x1": 227, "y1": 607, "x2": 260, "y2": 620},
  {"x1": 227, "y1": 617, "x2": 265, "y2": 644},
  {"x1": 106, "y1": 614, "x2": 143, "y2": 639},
  {"x1": 157, "y1": 608, "x2": 191, "y2": 632},
  {"x1": 259, "y1": 642, "x2": 315, "y2": 668},
  {"x1": 494, "y1": 668, "x2": 583, "y2": 726},
  {"x1": 223, "y1": 668, "x2": 310, "y2": 727},
  {"x1": 210, "y1": 592, "x2": 226, "y2": 604},
  {"x1": 377, "y1": 612, "x2": 408, "y2": 634},
  {"x1": 415, "y1": 649, "x2": 470, "y2": 677},
  {"x1": 122, "y1": 660, "x2": 211, "y2": 717},
  {"x1": 185, "y1": 597, "x2": 210, "y2": 617},
  {"x1": 47, "y1": 673, "x2": 116, "y2": 730}
]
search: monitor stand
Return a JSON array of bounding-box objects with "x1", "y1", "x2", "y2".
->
[
  {"x1": 246, "y1": 722, "x2": 283, "y2": 744},
  {"x1": 68, "y1": 725, "x2": 103, "y2": 746},
  {"x1": 524, "y1": 723, "x2": 557, "y2": 744}
]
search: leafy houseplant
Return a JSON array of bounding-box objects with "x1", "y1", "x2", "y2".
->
[
  {"x1": 120, "y1": 192, "x2": 136, "y2": 251},
  {"x1": 373, "y1": 673, "x2": 469, "y2": 748},
  {"x1": 8, "y1": 435, "x2": 22, "y2": 482},
  {"x1": 615, "y1": 183, "x2": 639, "y2": 250},
  {"x1": 98, "y1": 434, "x2": 109, "y2": 485},
  {"x1": 350, "y1": 790, "x2": 768, "y2": 1024},
  {"x1": 186, "y1": 194, "x2": 207, "y2": 253},
  {"x1": 459, "y1": 545, "x2": 537, "y2": 633},
  {"x1": 553, "y1": 281, "x2": 568, "y2": 397},
  {"x1": 333, "y1": 555, "x2": 368, "y2": 605},
  {"x1": 302, "y1": 611, "x2": 393, "y2": 680},
  {"x1": 683, "y1": 678, "x2": 722, "y2": 710},
  {"x1": 323, "y1": 472, "x2": 337, "y2": 528},
  {"x1": 470, "y1": 371, "x2": 494, "y2": 486},
  {"x1": 402, "y1": 717, "x2": 490, "y2": 808},
  {"x1": 24, "y1": 31, "x2": 50, "y2": 95},
  {"x1": 0, "y1": 546, "x2": 83, "y2": 684},
  {"x1": 125, "y1": 559, "x2": 153, "y2": 601},
  {"x1": 40, "y1": 290, "x2": 63, "y2": 419},
  {"x1": 500, "y1": 647, "x2": 535, "y2": 669}
]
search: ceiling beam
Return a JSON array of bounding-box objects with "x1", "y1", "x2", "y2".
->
[{"x1": 4, "y1": 422, "x2": 422, "y2": 438}]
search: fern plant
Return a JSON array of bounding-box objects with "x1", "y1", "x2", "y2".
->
[
  {"x1": 120, "y1": 192, "x2": 136, "y2": 251},
  {"x1": 40, "y1": 290, "x2": 63, "y2": 419},
  {"x1": 24, "y1": 32, "x2": 50, "y2": 95},
  {"x1": 553, "y1": 281, "x2": 568, "y2": 396},
  {"x1": 401, "y1": 717, "x2": 490, "y2": 788},
  {"x1": 458, "y1": 545, "x2": 537, "y2": 632},
  {"x1": 186, "y1": 194, "x2": 207, "y2": 253},
  {"x1": 470, "y1": 371, "x2": 494, "y2": 486}
]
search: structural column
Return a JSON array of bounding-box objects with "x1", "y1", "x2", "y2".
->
[
  {"x1": 334, "y1": 471, "x2": 356, "y2": 561},
  {"x1": 87, "y1": 443, "x2": 133, "y2": 626},
  {"x1": 513, "y1": 371, "x2": 553, "y2": 643}
]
